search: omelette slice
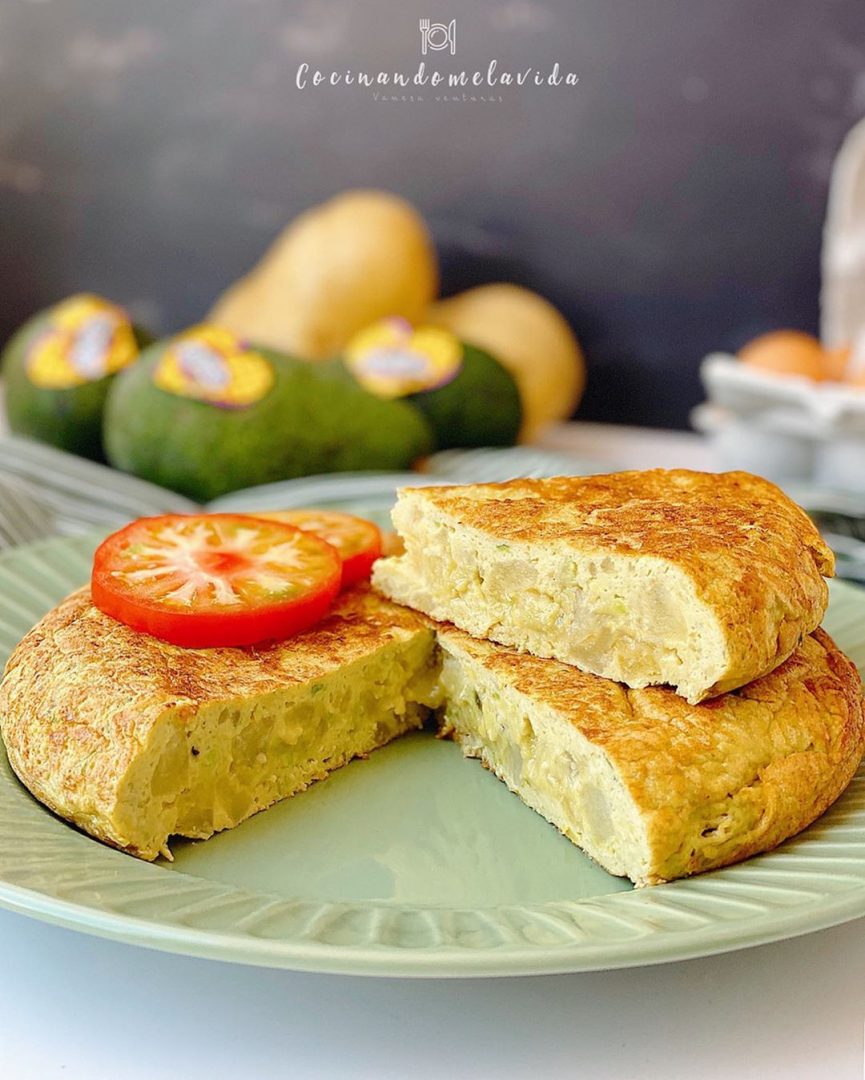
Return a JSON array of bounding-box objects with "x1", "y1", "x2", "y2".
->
[
  {"x1": 436, "y1": 623, "x2": 865, "y2": 886},
  {"x1": 0, "y1": 585, "x2": 439, "y2": 860},
  {"x1": 373, "y1": 470, "x2": 834, "y2": 703}
]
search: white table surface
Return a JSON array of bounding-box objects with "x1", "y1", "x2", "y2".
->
[
  {"x1": 2, "y1": 421, "x2": 864, "y2": 1080},
  {"x1": 2, "y1": 909, "x2": 865, "y2": 1080}
]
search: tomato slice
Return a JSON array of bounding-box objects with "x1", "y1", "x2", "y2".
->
[
  {"x1": 253, "y1": 510, "x2": 383, "y2": 588},
  {"x1": 91, "y1": 514, "x2": 341, "y2": 648}
]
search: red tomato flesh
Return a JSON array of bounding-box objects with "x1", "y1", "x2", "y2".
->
[
  {"x1": 253, "y1": 509, "x2": 383, "y2": 587},
  {"x1": 91, "y1": 514, "x2": 341, "y2": 648}
]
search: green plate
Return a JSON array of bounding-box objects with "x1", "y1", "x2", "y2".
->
[{"x1": 1, "y1": 478, "x2": 864, "y2": 977}]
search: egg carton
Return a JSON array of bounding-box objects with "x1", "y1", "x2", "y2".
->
[{"x1": 693, "y1": 353, "x2": 865, "y2": 493}]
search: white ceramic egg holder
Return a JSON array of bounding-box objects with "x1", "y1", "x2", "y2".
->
[{"x1": 693, "y1": 355, "x2": 865, "y2": 493}]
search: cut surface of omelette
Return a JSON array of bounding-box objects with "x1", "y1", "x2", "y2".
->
[
  {"x1": 436, "y1": 623, "x2": 864, "y2": 885},
  {"x1": 372, "y1": 470, "x2": 834, "y2": 703},
  {"x1": 0, "y1": 585, "x2": 438, "y2": 860}
]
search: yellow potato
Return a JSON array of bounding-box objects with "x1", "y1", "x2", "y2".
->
[
  {"x1": 427, "y1": 283, "x2": 585, "y2": 439},
  {"x1": 209, "y1": 189, "x2": 438, "y2": 359}
]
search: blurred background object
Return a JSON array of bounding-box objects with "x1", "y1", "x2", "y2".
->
[
  {"x1": 693, "y1": 105, "x2": 865, "y2": 494},
  {"x1": 2, "y1": 293, "x2": 152, "y2": 460},
  {"x1": 822, "y1": 115, "x2": 865, "y2": 356},
  {"x1": 209, "y1": 190, "x2": 439, "y2": 358},
  {"x1": 1, "y1": 0, "x2": 863, "y2": 428},
  {"x1": 428, "y1": 283, "x2": 585, "y2": 438}
]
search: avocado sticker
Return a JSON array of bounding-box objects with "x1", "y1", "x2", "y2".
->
[
  {"x1": 25, "y1": 294, "x2": 138, "y2": 389},
  {"x1": 344, "y1": 318, "x2": 462, "y2": 399},
  {"x1": 153, "y1": 325, "x2": 274, "y2": 408}
]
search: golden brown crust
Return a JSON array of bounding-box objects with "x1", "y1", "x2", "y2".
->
[
  {"x1": 436, "y1": 622, "x2": 865, "y2": 883},
  {"x1": 413, "y1": 470, "x2": 833, "y2": 571},
  {"x1": 399, "y1": 470, "x2": 834, "y2": 697},
  {"x1": 0, "y1": 584, "x2": 429, "y2": 856},
  {"x1": 2, "y1": 582, "x2": 426, "y2": 706}
]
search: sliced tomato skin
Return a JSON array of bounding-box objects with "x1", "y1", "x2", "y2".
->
[
  {"x1": 339, "y1": 546, "x2": 382, "y2": 588},
  {"x1": 252, "y1": 509, "x2": 383, "y2": 588},
  {"x1": 91, "y1": 514, "x2": 341, "y2": 648},
  {"x1": 90, "y1": 573, "x2": 338, "y2": 648}
]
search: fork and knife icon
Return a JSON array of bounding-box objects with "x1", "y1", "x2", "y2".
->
[{"x1": 419, "y1": 18, "x2": 456, "y2": 55}]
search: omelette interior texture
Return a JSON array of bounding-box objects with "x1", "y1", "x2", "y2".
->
[
  {"x1": 1, "y1": 579, "x2": 862, "y2": 885},
  {"x1": 372, "y1": 470, "x2": 834, "y2": 704},
  {"x1": 436, "y1": 623, "x2": 865, "y2": 886},
  {"x1": 0, "y1": 585, "x2": 439, "y2": 861}
]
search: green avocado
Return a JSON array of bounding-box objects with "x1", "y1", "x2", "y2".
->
[
  {"x1": 2, "y1": 298, "x2": 152, "y2": 461},
  {"x1": 406, "y1": 342, "x2": 522, "y2": 450},
  {"x1": 103, "y1": 341, "x2": 435, "y2": 502},
  {"x1": 333, "y1": 337, "x2": 522, "y2": 451}
]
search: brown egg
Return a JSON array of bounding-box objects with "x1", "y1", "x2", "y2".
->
[
  {"x1": 822, "y1": 344, "x2": 852, "y2": 381},
  {"x1": 845, "y1": 365, "x2": 865, "y2": 389},
  {"x1": 738, "y1": 330, "x2": 825, "y2": 381}
]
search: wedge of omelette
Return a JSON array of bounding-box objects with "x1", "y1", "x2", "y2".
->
[
  {"x1": 373, "y1": 469, "x2": 834, "y2": 703},
  {"x1": 436, "y1": 622, "x2": 864, "y2": 885},
  {"x1": 0, "y1": 584, "x2": 439, "y2": 860}
]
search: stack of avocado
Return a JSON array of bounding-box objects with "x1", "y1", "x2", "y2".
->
[
  {"x1": 209, "y1": 190, "x2": 584, "y2": 439},
  {"x1": 103, "y1": 325, "x2": 437, "y2": 501},
  {"x1": 102, "y1": 318, "x2": 520, "y2": 501},
  {"x1": 1, "y1": 297, "x2": 521, "y2": 502},
  {"x1": 1, "y1": 190, "x2": 593, "y2": 500}
]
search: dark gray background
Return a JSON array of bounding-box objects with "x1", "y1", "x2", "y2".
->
[{"x1": 0, "y1": 0, "x2": 863, "y2": 427}]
